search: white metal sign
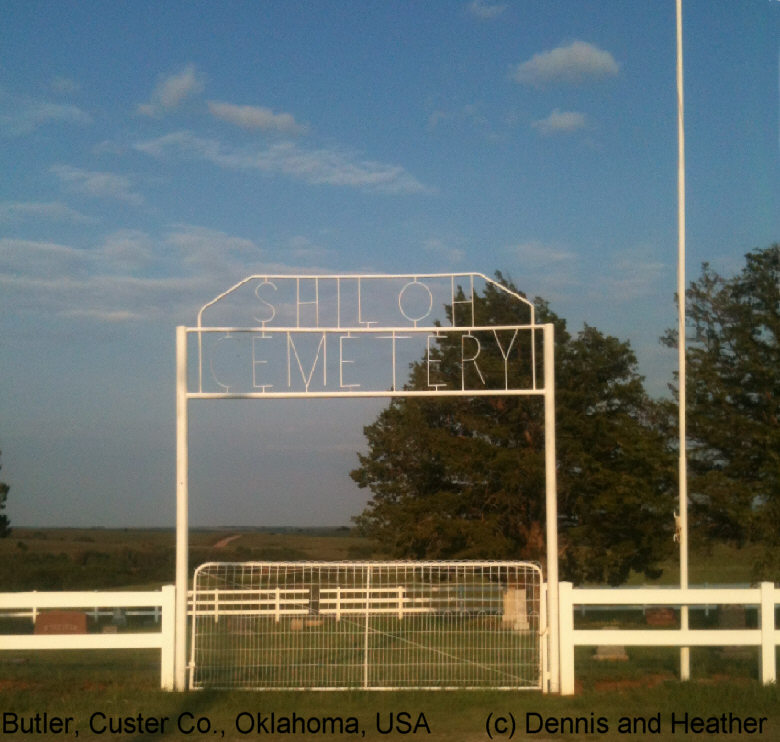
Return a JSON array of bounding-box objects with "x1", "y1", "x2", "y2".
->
[
  {"x1": 192, "y1": 274, "x2": 541, "y2": 398},
  {"x1": 175, "y1": 273, "x2": 559, "y2": 691}
]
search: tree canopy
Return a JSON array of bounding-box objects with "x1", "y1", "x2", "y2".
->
[
  {"x1": 351, "y1": 274, "x2": 675, "y2": 585},
  {"x1": 664, "y1": 244, "x2": 779, "y2": 577}
]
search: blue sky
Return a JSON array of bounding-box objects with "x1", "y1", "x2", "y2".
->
[{"x1": 1, "y1": 0, "x2": 778, "y2": 528}]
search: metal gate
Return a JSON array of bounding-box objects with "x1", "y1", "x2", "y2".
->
[{"x1": 189, "y1": 561, "x2": 544, "y2": 690}]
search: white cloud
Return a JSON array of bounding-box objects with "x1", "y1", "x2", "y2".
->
[
  {"x1": 267, "y1": 143, "x2": 429, "y2": 193},
  {"x1": 92, "y1": 139, "x2": 133, "y2": 156},
  {"x1": 503, "y1": 243, "x2": 669, "y2": 311},
  {"x1": 1, "y1": 225, "x2": 263, "y2": 284},
  {"x1": 137, "y1": 63, "x2": 204, "y2": 116},
  {"x1": 511, "y1": 41, "x2": 619, "y2": 86},
  {"x1": 0, "y1": 200, "x2": 95, "y2": 224},
  {"x1": 467, "y1": 1, "x2": 507, "y2": 20},
  {"x1": 51, "y1": 164, "x2": 143, "y2": 205},
  {"x1": 165, "y1": 224, "x2": 263, "y2": 273},
  {"x1": 63, "y1": 308, "x2": 146, "y2": 322},
  {"x1": 422, "y1": 238, "x2": 465, "y2": 264},
  {"x1": 0, "y1": 237, "x2": 91, "y2": 277},
  {"x1": 98, "y1": 229, "x2": 157, "y2": 274},
  {"x1": 50, "y1": 76, "x2": 80, "y2": 95},
  {"x1": 135, "y1": 130, "x2": 431, "y2": 194},
  {"x1": 0, "y1": 225, "x2": 266, "y2": 324},
  {"x1": 208, "y1": 101, "x2": 308, "y2": 135},
  {"x1": 508, "y1": 240, "x2": 577, "y2": 267},
  {"x1": 426, "y1": 104, "x2": 497, "y2": 139},
  {"x1": 0, "y1": 90, "x2": 92, "y2": 136},
  {"x1": 0, "y1": 270, "x2": 205, "y2": 324},
  {"x1": 0, "y1": 228, "x2": 336, "y2": 327},
  {"x1": 501, "y1": 241, "x2": 583, "y2": 309},
  {"x1": 531, "y1": 109, "x2": 588, "y2": 135},
  {"x1": 593, "y1": 252, "x2": 667, "y2": 302},
  {"x1": 284, "y1": 235, "x2": 332, "y2": 262},
  {"x1": 426, "y1": 110, "x2": 449, "y2": 130}
]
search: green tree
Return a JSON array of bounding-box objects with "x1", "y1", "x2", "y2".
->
[
  {"x1": 0, "y1": 450, "x2": 10, "y2": 538},
  {"x1": 352, "y1": 275, "x2": 675, "y2": 585},
  {"x1": 665, "y1": 245, "x2": 779, "y2": 577}
]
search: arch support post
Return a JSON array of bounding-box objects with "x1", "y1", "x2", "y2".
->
[
  {"x1": 543, "y1": 323, "x2": 560, "y2": 693},
  {"x1": 175, "y1": 325, "x2": 189, "y2": 691}
]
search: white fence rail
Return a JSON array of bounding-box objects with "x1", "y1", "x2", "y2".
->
[
  {"x1": 191, "y1": 587, "x2": 310, "y2": 621},
  {"x1": 4, "y1": 605, "x2": 165, "y2": 623},
  {"x1": 191, "y1": 585, "x2": 485, "y2": 622},
  {"x1": 559, "y1": 581, "x2": 779, "y2": 695},
  {"x1": 0, "y1": 586, "x2": 176, "y2": 690}
]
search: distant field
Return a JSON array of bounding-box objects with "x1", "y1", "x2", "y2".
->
[
  {"x1": 0, "y1": 527, "x2": 378, "y2": 590},
  {"x1": 0, "y1": 526, "x2": 768, "y2": 591},
  {"x1": 626, "y1": 541, "x2": 770, "y2": 587},
  {"x1": 4, "y1": 525, "x2": 374, "y2": 558}
]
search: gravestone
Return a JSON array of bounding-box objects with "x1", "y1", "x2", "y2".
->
[
  {"x1": 502, "y1": 587, "x2": 530, "y2": 630},
  {"x1": 35, "y1": 611, "x2": 87, "y2": 634},
  {"x1": 593, "y1": 645, "x2": 629, "y2": 661},
  {"x1": 646, "y1": 607, "x2": 676, "y2": 627}
]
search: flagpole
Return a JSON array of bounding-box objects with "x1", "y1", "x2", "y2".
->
[{"x1": 676, "y1": 0, "x2": 690, "y2": 681}]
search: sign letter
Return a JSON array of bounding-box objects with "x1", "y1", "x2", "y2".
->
[
  {"x1": 492, "y1": 329, "x2": 519, "y2": 389},
  {"x1": 252, "y1": 334, "x2": 274, "y2": 392},
  {"x1": 254, "y1": 280, "x2": 277, "y2": 326},
  {"x1": 287, "y1": 332, "x2": 327, "y2": 391},
  {"x1": 461, "y1": 333, "x2": 485, "y2": 389},
  {"x1": 398, "y1": 279, "x2": 433, "y2": 326},
  {"x1": 426, "y1": 335, "x2": 447, "y2": 389},
  {"x1": 339, "y1": 334, "x2": 360, "y2": 389}
]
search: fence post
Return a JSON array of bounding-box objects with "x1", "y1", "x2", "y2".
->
[
  {"x1": 540, "y1": 581, "x2": 549, "y2": 692},
  {"x1": 759, "y1": 582, "x2": 776, "y2": 685},
  {"x1": 160, "y1": 585, "x2": 176, "y2": 691},
  {"x1": 543, "y1": 323, "x2": 560, "y2": 693},
  {"x1": 559, "y1": 582, "x2": 575, "y2": 695}
]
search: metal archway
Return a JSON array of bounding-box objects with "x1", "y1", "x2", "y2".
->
[{"x1": 175, "y1": 273, "x2": 559, "y2": 691}]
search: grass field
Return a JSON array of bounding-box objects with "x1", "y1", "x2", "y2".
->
[
  {"x1": 1, "y1": 529, "x2": 778, "y2": 740},
  {"x1": 1, "y1": 648, "x2": 777, "y2": 741}
]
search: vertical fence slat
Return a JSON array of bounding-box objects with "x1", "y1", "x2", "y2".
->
[
  {"x1": 160, "y1": 584, "x2": 176, "y2": 691},
  {"x1": 540, "y1": 581, "x2": 549, "y2": 693},
  {"x1": 760, "y1": 582, "x2": 776, "y2": 685}
]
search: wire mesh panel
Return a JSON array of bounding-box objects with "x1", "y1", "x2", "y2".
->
[{"x1": 190, "y1": 561, "x2": 543, "y2": 690}]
